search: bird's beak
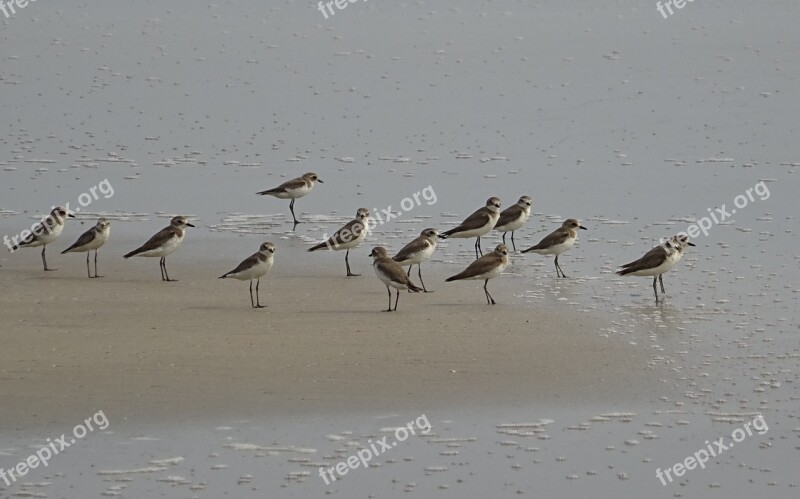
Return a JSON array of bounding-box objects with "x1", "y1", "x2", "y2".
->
[
  {"x1": 687, "y1": 241, "x2": 696, "y2": 246},
  {"x1": 579, "y1": 225, "x2": 587, "y2": 230},
  {"x1": 68, "y1": 213, "x2": 76, "y2": 218},
  {"x1": 186, "y1": 223, "x2": 196, "y2": 228},
  {"x1": 317, "y1": 179, "x2": 324, "y2": 183}
]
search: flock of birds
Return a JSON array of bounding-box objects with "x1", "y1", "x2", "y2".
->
[{"x1": 6, "y1": 172, "x2": 695, "y2": 310}]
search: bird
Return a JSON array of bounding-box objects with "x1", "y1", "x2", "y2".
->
[
  {"x1": 521, "y1": 218, "x2": 586, "y2": 278},
  {"x1": 438, "y1": 197, "x2": 501, "y2": 259},
  {"x1": 369, "y1": 246, "x2": 422, "y2": 311},
  {"x1": 445, "y1": 244, "x2": 510, "y2": 305},
  {"x1": 392, "y1": 228, "x2": 439, "y2": 292},
  {"x1": 219, "y1": 242, "x2": 276, "y2": 308},
  {"x1": 256, "y1": 172, "x2": 322, "y2": 227},
  {"x1": 61, "y1": 217, "x2": 111, "y2": 278},
  {"x1": 123, "y1": 216, "x2": 195, "y2": 281},
  {"x1": 308, "y1": 208, "x2": 369, "y2": 277},
  {"x1": 9, "y1": 206, "x2": 74, "y2": 271},
  {"x1": 616, "y1": 234, "x2": 695, "y2": 303},
  {"x1": 494, "y1": 195, "x2": 532, "y2": 251}
]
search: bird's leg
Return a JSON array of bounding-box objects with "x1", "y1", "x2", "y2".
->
[
  {"x1": 86, "y1": 251, "x2": 91, "y2": 278},
  {"x1": 659, "y1": 274, "x2": 666, "y2": 294},
  {"x1": 92, "y1": 250, "x2": 103, "y2": 278},
  {"x1": 255, "y1": 277, "x2": 265, "y2": 308},
  {"x1": 383, "y1": 286, "x2": 392, "y2": 312},
  {"x1": 289, "y1": 199, "x2": 300, "y2": 225},
  {"x1": 652, "y1": 277, "x2": 660, "y2": 303},
  {"x1": 510, "y1": 231, "x2": 516, "y2": 252},
  {"x1": 394, "y1": 289, "x2": 400, "y2": 311},
  {"x1": 346, "y1": 249, "x2": 360, "y2": 277},
  {"x1": 163, "y1": 257, "x2": 177, "y2": 282},
  {"x1": 418, "y1": 264, "x2": 430, "y2": 292},
  {"x1": 555, "y1": 256, "x2": 567, "y2": 278},
  {"x1": 249, "y1": 280, "x2": 255, "y2": 308},
  {"x1": 484, "y1": 279, "x2": 496, "y2": 305},
  {"x1": 159, "y1": 257, "x2": 166, "y2": 281},
  {"x1": 42, "y1": 246, "x2": 55, "y2": 271}
]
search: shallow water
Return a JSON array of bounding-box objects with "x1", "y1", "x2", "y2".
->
[{"x1": 1, "y1": 0, "x2": 799, "y2": 497}]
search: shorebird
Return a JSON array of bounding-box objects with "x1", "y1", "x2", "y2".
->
[
  {"x1": 308, "y1": 208, "x2": 369, "y2": 277},
  {"x1": 521, "y1": 218, "x2": 586, "y2": 278},
  {"x1": 438, "y1": 197, "x2": 501, "y2": 259},
  {"x1": 445, "y1": 243, "x2": 510, "y2": 305},
  {"x1": 494, "y1": 195, "x2": 532, "y2": 251},
  {"x1": 9, "y1": 206, "x2": 74, "y2": 271},
  {"x1": 61, "y1": 218, "x2": 111, "y2": 278},
  {"x1": 123, "y1": 216, "x2": 195, "y2": 281},
  {"x1": 616, "y1": 234, "x2": 695, "y2": 303},
  {"x1": 392, "y1": 228, "x2": 439, "y2": 292},
  {"x1": 219, "y1": 242, "x2": 276, "y2": 308},
  {"x1": 369, "y1": 246, "x2": 422, "y2": 311},
  {"x1": 256, "y1": 172, "x2": 322, "y2": 226}
]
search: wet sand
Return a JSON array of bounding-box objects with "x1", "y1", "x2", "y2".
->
[
  {"x1": 0, "y1": 237, "x2": 656, "y2": 432},
  {"x1": 0, "y1": 234, "x2": 660, "y2": 429}
]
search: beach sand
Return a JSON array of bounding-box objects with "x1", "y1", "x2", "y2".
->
[{"x1": 0, "y1": 236, "x2": 655, "y2": 432}]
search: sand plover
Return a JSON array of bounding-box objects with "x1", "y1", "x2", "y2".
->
[
  {"x1": 446, "y1": 243, "x2": 510, "y2": 304},
  {"x1": 9, "y1": 206, "x2": 74, "y2": 271},
  {"x1": 308, "y1": 208, "x2": 369, "y2": 277},
  {"x1": 438, "y1": 197, "x2": 501, "y2": 259},
  {"x1": 494, "y1": 195, "x2": 532, "y2": 251},
  {"x1": 369, "y1": 246, "x2": 422, "y2": 311},
  {"x1": 521, "y1": 218, "x2": 586, "y2": 278},
  {"x1": 256, "y1": 172, "x2": 322, "y2": 226},
  {"x1": 219, "y1": 242, "x2": 276, "y2": 308},
  {"x1": 392, "y1": 228, "x2": 439, "y2": 292},
  {"x1": 123, "y1": 216, "x2": 195, "y2": 281},
  {"x1": 616, "y1": 234, "x2": 695, "y2": 303},
  {"x1": 61, "y1": 218, "x2": 111, "y2": 278}
]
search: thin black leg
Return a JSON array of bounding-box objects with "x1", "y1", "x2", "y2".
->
[
  {"x1": 393, "y1": 289, "x2": 400, "y2": 311},
  {"x1": 418, "y1": 264, "x2": 429, "y2": 292},
  {"x1": 659, "y1": 274, "x2": 665, "y2": 294},
  {"x1": 502, "y1": 232, "x2": 507, "y2": 245},
  {"x1": 162, "y1": 257, "x2": 176, "y2": 281},
  {"x1": 289, "y1": 198, "x2": 300, "y2": 226},
  {"x1": 255, "y1": 278, "x2": 265, "y2": 308},
  {"x1": 383, "y1": 286, "x2": 392, "y2": 312},
  {"x1": 86, "y1": 252, "x2": 91, "y2": 278},
  {"x1": 346, "y1": 249, "x2": 360, "y2": 277},
  {"x1": 159, "y1": 257, "x2": 166, "y2": 280},
  {"x1": 477, "y1": 236, "x2": 483, "y2": 256},
  {"x1": 555, "y1": 256, "x2": 567, "y2": 278},
  {"x1": 510, "y1": 231, "x2": 516, "y2": 252},
  {"x1": 484, "y1": 279, "x2": 496, "y2": 305},
  {"x1": 249, "y1": 280, "x2": 255, "y2": 308},
  {"x1": 407, "y1": 266, "x2": 412, "y2": 276},
  {"x1": 42, "y1": 246, "x2": 55, "y2": 271},
  {"x1": 91, "y1": 250, "x2": 103, "y2": 278},
  {"x1": 652, "y1": 277, "x2": 659, "y2": 303}
]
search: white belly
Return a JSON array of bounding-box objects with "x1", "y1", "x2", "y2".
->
[
  {"x1": 273, "y1": 184, "x2": 310, "y2": 199},
  {"x1": 374, "y1": 264, "x2": 409, "y2": 290},
  {"x1": 25, "y1": 223, "x2": 64, "y2": 246},
  {"x1": 462, "y1": 260, "x2": 508, "y2": 280},
  {"x1": 448, "y1": 218, "x2": 496, "y2": 239},
  {"x1": 79, "y1": 230, "x2": 110, "y2": 251},
  {"x1": 495, "y1": 213, "x2": 528, "y2": 232}
]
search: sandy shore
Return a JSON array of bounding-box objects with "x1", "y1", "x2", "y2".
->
[{"x1": 0, "y1": 236, "x2": 656, "y2": 433}]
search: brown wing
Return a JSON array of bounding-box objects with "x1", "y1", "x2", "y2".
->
[
  {"x1": 525, "y1": 228, "x2": 570, "y2": 251},
  {"x1": 258, "y1": 176, "x2": 306, "y2": 195},
  {"x1": 620, "y1": 245, "x2": 666, "y2": 268},
  {"x1": 124, "y1": 226, "x2": 177, "y2": 258},
  {"x1": 61, "y1": 227, "x2": 98, "y2": 253},
  {"x1": 443, "y1": 207, "x2": 490, "y2": 236},
  {"x1": 393, "y1": 237, "x2": 430, "y2": 262},
  {"x1": 222, "y1": 252, "x2": 263, "y2": 277},
  {"x1": 327, "y1": 218, "x2": 367, "y2": 246},
  {"x1": 617, "y1": 246, "x2": 669, "y2": 275},
  {"x1": 446, "y1": 253, "x2": 500, "y2": 281},
  {"x1": 496, "y1": 205, "x2": 523, "y2": 228}
]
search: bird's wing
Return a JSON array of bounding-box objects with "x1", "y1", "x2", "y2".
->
[
  {"x1": 393, "y1": 237, "x2": 430, "y2": 261},
  {"x1": 62, "y1": 227, "x2": 97, "y2": 253}
]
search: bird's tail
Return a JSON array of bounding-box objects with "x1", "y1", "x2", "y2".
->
[
  {"x1": 615, "y1": 267, "x2": 636, "y2": 276},
  {"x1": 123, "y1": 248, "x2": 141, "y2": 259},
  {"x1": 256, "y1": 187, "x2": 280, "y2": 196},
  {"x1": 408, "y1": 281, "x2": 423, "y2": 292},
  {"x1": 307, "y1": 241, "x2": 328, "y2": 252}
]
